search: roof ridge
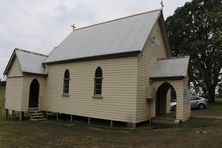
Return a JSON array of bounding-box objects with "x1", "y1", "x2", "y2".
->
[
  {"x1": 73, "y1": 9, "x2": 161, "y2": 31},
  {"x1": 15, "y1": 48, "x2": 48, "y2": 57}
]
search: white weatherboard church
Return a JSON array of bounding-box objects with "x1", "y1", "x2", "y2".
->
[{"x1": 4, "y1": 9, "x2": 191, "y2": 127}]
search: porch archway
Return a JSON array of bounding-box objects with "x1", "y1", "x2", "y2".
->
[{"x1": 155, "y1": 82, "x2": 176, "y2": 116}]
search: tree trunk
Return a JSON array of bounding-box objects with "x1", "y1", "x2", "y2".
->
[{"x1": 207, "y1": 88, "x2": 216, "y2": 102}]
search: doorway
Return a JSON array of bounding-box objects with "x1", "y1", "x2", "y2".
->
[{"x1": 29, "y1": 79, "x2": 39, "y2": 108}]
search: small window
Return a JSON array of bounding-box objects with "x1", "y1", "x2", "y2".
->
[
  {"x1": 63, "y1": 69, "x2": 70, "y2": 94},
  {"x1": 94, "y1": 67, "x2": 103, "y2": 96}
]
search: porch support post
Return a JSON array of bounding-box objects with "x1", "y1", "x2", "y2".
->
[
  {"x1": 110, "y1": 120, "x2": 113, "y2": 128},
  {"x1": 5, "y1": 109, "x2": 8, "y2": 119},
  {"x1": 88, "y1": 117, "x2": 90, "y2": 125},
  {"x1": 22, "y1": 112, "x2": 24, "y2": 119},
  {"x1": 132, "y1": 123, "x2": 136, "y2": 129},
  {"x1": 46, "y1": 111, "x2": 48, "y2": 118},
  {"x1": 11, "y1": 110, "x2": 14, "y2": 120},
  {"x1": 70, "y1": 115, "x2": 73, "y2": 122},
  {"x1": 19, "y1": 112, "x2": 22, "y2": 121},
  {"x1": 128, "y1": 123, "x2": 136, "y2": 129},
  {"x1": 56, "y1": 113, "x2": 59, "y2": 120}
]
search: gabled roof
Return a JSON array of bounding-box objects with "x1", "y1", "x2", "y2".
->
[
  {"x1": 4, "y1": 48, "x2": 48, "y2": 75},
  {"x1": 150, "y1": 56, "x2": 190, "y2": 80},
  {"x1": 45, "y1": 9, "x2": 163, "y2": 63}
]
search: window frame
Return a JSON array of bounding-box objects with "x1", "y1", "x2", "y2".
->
[
  {"x1": 94, "y1": 67, "x2": 103, "y2": 97},
  {"x1": 63, "y1": 69, "x2": 70, "y2": 96}
]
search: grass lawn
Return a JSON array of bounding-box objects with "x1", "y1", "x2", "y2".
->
[
  {"x1": 192, "y1": 98, "x2": 222, "y2": 118},
  {"x1": 1, "y1": 88, "x2": 222, "y2": 147}
]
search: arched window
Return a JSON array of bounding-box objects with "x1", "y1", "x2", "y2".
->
[
  {"x1": 94, "y1": 67, "x2": 103, "y2": 96},
  {"x1": 63, "y1": 69, "x2": 70, "y2": 94}
]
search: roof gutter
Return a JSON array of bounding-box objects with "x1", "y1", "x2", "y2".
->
[
  {"x1": 43, "y1": 50, "x2": 141, "y2": 65},
  {"x1": 150, "y1": 76, "x2": 185, "y2": 81},
  {"x1": 23, "y1": 71, "x2": 48, "y2": 76}
]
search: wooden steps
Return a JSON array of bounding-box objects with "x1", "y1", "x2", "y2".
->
[{"x1": 28, "y1": 108, "x2": 47, "y2": 121}]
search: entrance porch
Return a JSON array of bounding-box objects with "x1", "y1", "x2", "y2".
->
[{"x1": 149, "y1": 56, "x2": 191, "y2": 122}]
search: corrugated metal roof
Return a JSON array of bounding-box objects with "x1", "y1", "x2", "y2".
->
[
  {"x1": 45, "y1": 9, "x2": 161, "y2": 63},
  {"x1": 15, "y1": 49, "x2": 47, "y2": 75},
  {"x1": 150, "y1": 56, "x2": 190, "y2": 78}
]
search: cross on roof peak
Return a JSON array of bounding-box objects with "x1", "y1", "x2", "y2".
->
[
  {"x1": 160, "y1": 0, "x2": 164, "y2": 10},
  {"x1": 71, "y1": 24, "x2": 76, "y2": 31}
]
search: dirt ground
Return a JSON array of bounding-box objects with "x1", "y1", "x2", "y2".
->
[{"x1": 0, "y1": 118, "x2": 222, "y2": 148}]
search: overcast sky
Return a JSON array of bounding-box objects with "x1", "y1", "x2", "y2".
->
[{"x1": 0, "y1": 0, "x2": 192, "y2": 79}]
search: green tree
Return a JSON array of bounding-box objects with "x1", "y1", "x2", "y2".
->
[{"x1": 166, "y1": 0, "x2": 222, "y2": 102}]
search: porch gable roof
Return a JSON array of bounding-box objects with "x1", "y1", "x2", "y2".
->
[
  {"x1": 150, "y1": 56, "x2": 190, "y2": 80},
  {"x1": 4, "y1": 48, "x2": 48, "y2": 75}
]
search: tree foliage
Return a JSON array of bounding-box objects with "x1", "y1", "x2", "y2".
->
[
  {"x1": 0, "y1": 80, "x2": 6, "y2": 87},
  {"x1": 166, "y1": 0, "x2": 222, "y2": 102}
]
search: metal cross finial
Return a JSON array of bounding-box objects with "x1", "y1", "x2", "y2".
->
[
  {"x1": 161, "y1": 0, "x2": 164, "y2": 10},
  {"x1": 71, "y1": 24, "x2": 76, "y2": 31}
]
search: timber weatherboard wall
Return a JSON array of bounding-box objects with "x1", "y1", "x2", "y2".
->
[
  {"x1": 136, "y1": 20, "x2": 168, "y2": 122},
  {"x1": 5, "y1": 77, "x2": 23, "y2": 111},
  {"x1": 7, "y1": 57, "x2": 23, "y2": 77},
  {"x1": 5, "y1": 57, "x2": 23, "y2": 111},
  {"x1": 44, "y1": 56, "x2": 138, "y2": 123}
]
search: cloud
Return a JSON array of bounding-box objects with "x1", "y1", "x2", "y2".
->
[{"x1": 54, "y1": 3, "x2": 96, "y2": 25}]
